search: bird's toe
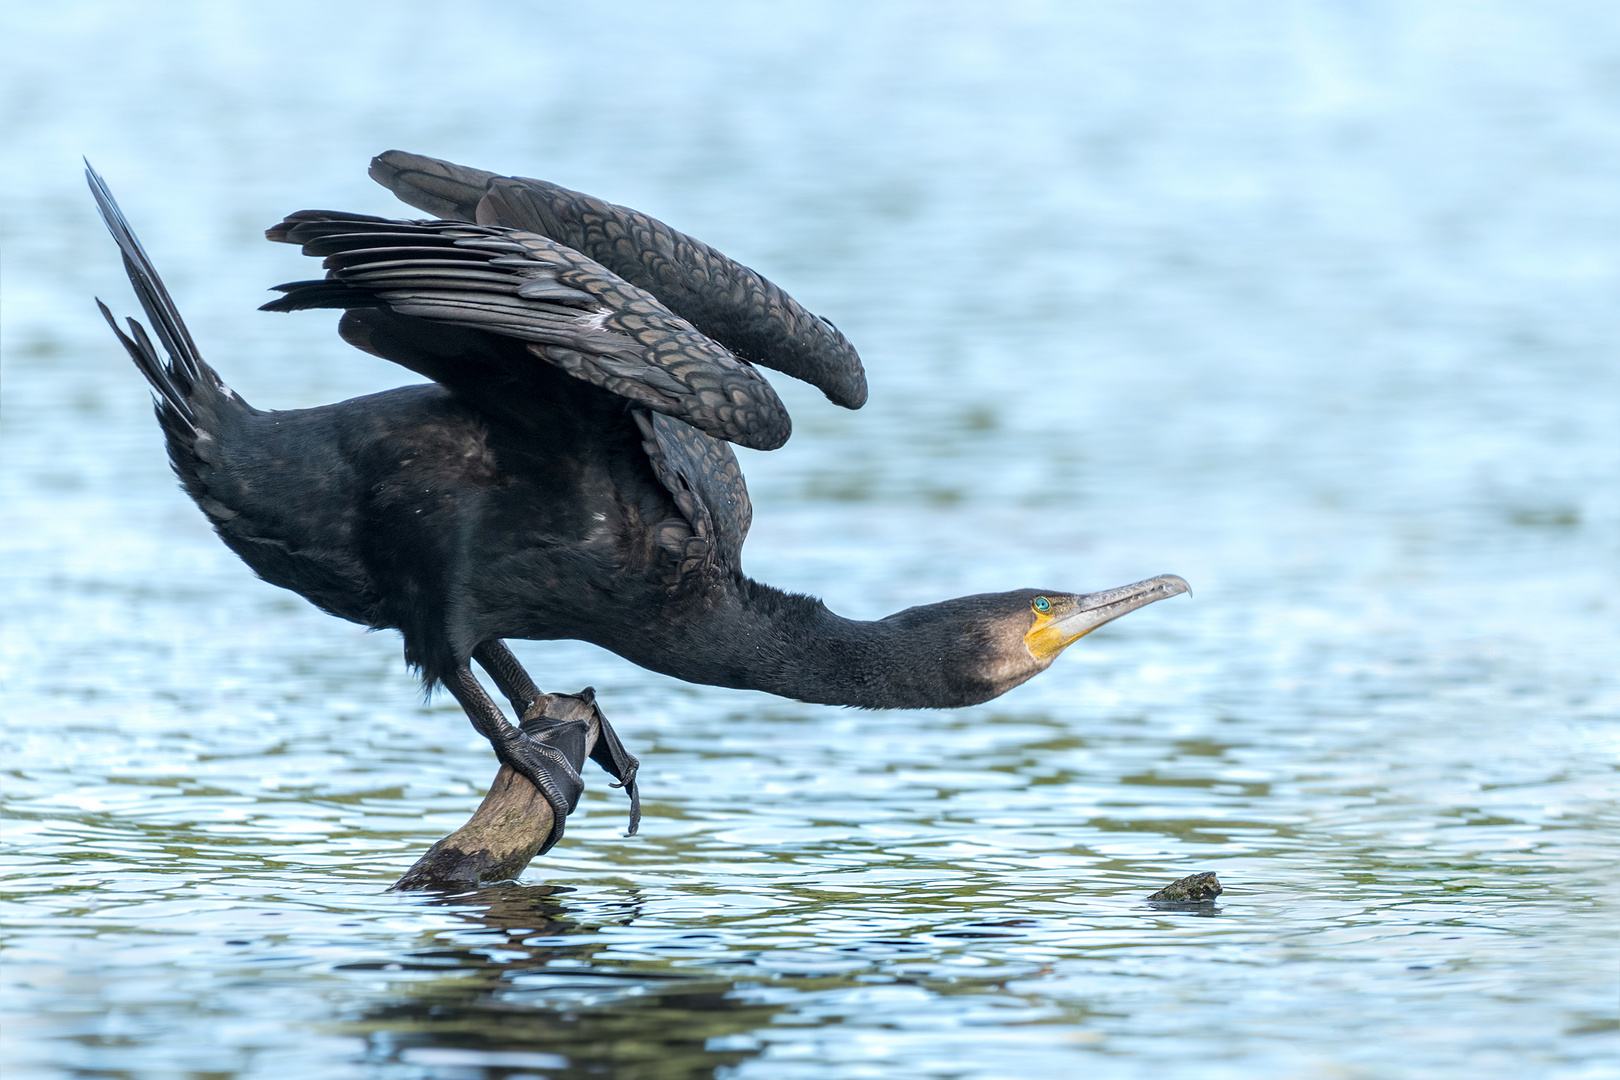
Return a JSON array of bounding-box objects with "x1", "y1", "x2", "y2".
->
[{"x1": 503, "y1": 715, "x2": 591, "y2": 854}]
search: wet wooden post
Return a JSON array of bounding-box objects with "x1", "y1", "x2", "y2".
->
[{"x1": 390, "y1": 691, "x2": 601, "y2": 891}]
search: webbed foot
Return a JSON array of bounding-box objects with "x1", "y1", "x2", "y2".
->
[
  {"x1": 508, "y1": 689, "x2": 641, "y2": 853},
  {"x1": 452, "y1": 653, "x2": 644, "y2": 856}
]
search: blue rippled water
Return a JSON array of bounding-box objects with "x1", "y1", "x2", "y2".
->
[{"x1": 3, "y1": 2, "x2": 1617, "y2": 1077}]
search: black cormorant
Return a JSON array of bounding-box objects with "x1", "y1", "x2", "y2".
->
[{"x1": 89, "y1": 152, "x2": 1189, "y2": 854}]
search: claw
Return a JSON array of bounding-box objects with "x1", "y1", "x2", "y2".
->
[{"x1": 588, "y1": 707, "x2": 642, "y2": 836}]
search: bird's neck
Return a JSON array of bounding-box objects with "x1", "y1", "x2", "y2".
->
[{"x1": 624, "y1": 578, "x2": 1027, "y2": 709}]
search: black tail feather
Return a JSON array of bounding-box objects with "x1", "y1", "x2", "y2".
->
[
  {"x1": 94, "y1": 298, "x2": 196, "y2": 431},
  {"x1": 86, "y1": 162, "x2": 212, "y2": 428}
]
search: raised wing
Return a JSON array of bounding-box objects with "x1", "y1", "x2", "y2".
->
[
  {"x1": 262, "y1": 211, "x2": 791, "y2": 451},
  {"x1": 369, "y1": 150, "x2": 868, "y2": 411}
]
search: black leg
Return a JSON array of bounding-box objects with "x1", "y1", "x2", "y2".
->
[
  {"x1": 463, "y1": 643, "x2": 643, "y2": 841},
  {"x1": 473, "y1": 639, "x2": 541, "y2": 717}
]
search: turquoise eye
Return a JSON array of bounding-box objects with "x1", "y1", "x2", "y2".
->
[{"x1": 1033, "y1": 596, "x2": 1051, "y2": 613}]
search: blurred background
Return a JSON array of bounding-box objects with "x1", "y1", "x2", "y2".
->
[{"x1": 2, "y1": 2, "x2": 1616, "y2": 1078}]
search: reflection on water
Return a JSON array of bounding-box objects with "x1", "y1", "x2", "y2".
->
[
  {"x1": 348, "y1": 882, "x2": 1222, "y2": 1077},
  {"x1": 340, "y1": 888, "x2": 774, "y2": 1078},
  {"x1": 3, "y1": 1, "x2": 1618, "y2": 1077}
]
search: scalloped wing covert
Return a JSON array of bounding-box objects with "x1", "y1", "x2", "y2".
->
[
  {"x1": 262, "y1": 211, "x2": 791, "y2": 451},
  {"x1": 634, "y1": 410, "x2": 752, "y2": 584},
  {"x1": 370, "y1": 150, "x2": 867, "y2": 411}
]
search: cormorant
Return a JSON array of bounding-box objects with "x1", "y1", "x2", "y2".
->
[{"x1": 89, "y1": 152, "x2": 1189, "y2": 854}]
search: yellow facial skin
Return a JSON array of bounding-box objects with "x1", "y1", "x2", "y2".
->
[
  {"x1": 1023, "y1": 595, "x2": 1089, "y2": 662},
  {"x1": 1020, "y1": 576, "x2": 1192, "y2": 664}
]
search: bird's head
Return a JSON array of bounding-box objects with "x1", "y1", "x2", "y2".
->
[
  {"x1": 1018, "y1": 574, "x2": 1191, "y2": 666},
  {"x1": 881, "y1": 574, "x2": 1191, "y2": 707}
]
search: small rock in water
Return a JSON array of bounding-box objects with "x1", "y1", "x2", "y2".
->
[{"x1": 1146, "y1": 872, "x2": 1222, "y2": 903}]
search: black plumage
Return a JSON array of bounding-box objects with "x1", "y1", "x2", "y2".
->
[{"x1": 90, "y1": 154, "x2": 1188, "y2": 855}]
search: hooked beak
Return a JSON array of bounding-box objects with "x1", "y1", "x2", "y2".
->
[{"x1": 1024, "y1": 574, "x2": 1191, "y2": 662}]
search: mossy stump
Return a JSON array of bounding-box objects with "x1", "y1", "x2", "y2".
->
[{"x1": 390, "y1": 691, "x2": 601, "y2": 891}]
